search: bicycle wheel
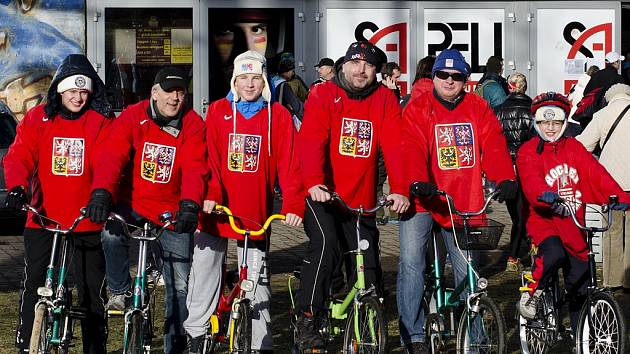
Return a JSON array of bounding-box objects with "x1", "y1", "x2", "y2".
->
[
  {"x1": 232, "y1": 299, "x2": 251, "y2": 353},
  {"x1": 124, "y1": 312, "x2": 144, "y2": 354},
  {"x1": 29, "y1": 303, "x2": 53, "y2": 354},
  {"x1": 456, "y1": 295, "x2": 506, "y2": 354},
  {"x1": 576, "y1": 291, "x2": 626, "y2": 354},
  {"x1": 343, "y1": 296, "x2": 387, "y2": 354},
  {"x1": 518, "y1": 289, "x2": 557, "y2": 354}
]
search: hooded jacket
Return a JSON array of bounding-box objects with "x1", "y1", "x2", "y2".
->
[
  {"x1": 403, "y1": 90, "x2": 515, "y2": 226},
  {"x1": 3, "y1": 54, "x2": 112, "y2": 232},
  {"x1": 517, "y1": 136, "x2": 630, "y2": 260}
]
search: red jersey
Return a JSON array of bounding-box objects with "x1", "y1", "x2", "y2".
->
[
  {"x1": 92, "y1": 100, "x2": 207, "y2": 225},
  {"x1": 3, "y1": 104, "x2": 110, "y2": 232},
  {"x1": 403, "y1": 92, "x2": 515, "y2": 227},
  {"x1": 517, "y1": 137, "x2": 630, "y2": 260},
  {"x1": 299, "y1": 81, "x2": 405, "y2": 209},
  {"x1": 201, "y1": 98, "x2": 303, "y2": 240}
]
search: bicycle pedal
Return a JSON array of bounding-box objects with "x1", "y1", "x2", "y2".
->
[
  {"x1": 107, "y1": 309, "x2": 125, "y2": 317},
  {"x1": 69, "y1": 306, "x2": 87, "y2": 319}
]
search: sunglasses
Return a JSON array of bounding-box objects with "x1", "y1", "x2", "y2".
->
[{"x1": 435, "y1": 71, "x2": 467, "y2": 82}]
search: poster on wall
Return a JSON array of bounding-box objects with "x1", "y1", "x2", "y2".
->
[
  {"x1": 207, "y1": 8, "x2": 294, "y2": 101},
  {"x1": 0, "y1": 0, "x2": 85, "y2": 120},
  {"x1": 326, "y1": 8, "x2": 410, "y2": 96},
  {"x1": 536, "y1": 9, "x2": 615, "y2": 94},
  {"x1": 424, "y1": 8, "x2": 504, "y2": 92}
]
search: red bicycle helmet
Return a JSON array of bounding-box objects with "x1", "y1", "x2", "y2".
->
[
  {"x1": 531, "y1": 91, "x2": 571, "y2": 116},
  {"x1": 531, "y1": 92, "x2": 571, "y2": 143}
]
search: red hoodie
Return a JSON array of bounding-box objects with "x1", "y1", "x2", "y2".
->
[
  {"x1": 3, "y1": 104, "x2": 110, "y2": 232},
  {"x1": 409, "y1": 78, "x2": 434, "y2": 101},
  {"x1": 92, "y1": 100, "x2": 207, "y2": 225},
  {"x1": 517, "y1": 137, "x2": 630, "y2": 260},
  {"x1": 403, "y1": 92, "x2": 515, "y2": 227},
  {"x1": 200, "y1": 98, "x2": 303, "y2": 240},
  {"x1": 299, "y1": 81, "x2": 405, "y2": 209}
]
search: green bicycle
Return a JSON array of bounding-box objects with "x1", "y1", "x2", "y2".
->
[
  {"x1": 411, "y1": 186, "x2": 507, "y2": 354},
  {"x1": 106, "y1": 211, "x2": 174, "y2": 354},
  {"x1": 24, "y1": 205, "x2": 89, "y2": 354},
  {"x1": 290, "y1": 188, "x2": 391, "y2": 354}
]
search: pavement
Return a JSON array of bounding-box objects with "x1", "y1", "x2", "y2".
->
[{"x1": 0, "y1": 202, "x2": 513, "y2": 291}]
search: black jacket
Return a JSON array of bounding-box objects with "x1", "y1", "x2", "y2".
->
[
  {"x1": 495, "y1": 92, "x2": 533, "y2": 160},
  {"x1": 44, "y1": 54, "x2": 112, "y2": 119},
  {"x1": 583, "y1": 66, "x2": 624, "y2": 96}
]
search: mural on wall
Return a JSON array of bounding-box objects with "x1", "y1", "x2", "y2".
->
[{"x1": 0, "y1": 0, "x2": 84, "y2": 120}]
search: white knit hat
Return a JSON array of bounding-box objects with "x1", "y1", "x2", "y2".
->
[
  {"x1": 230, "y1": 50, "x2": 271, "y2": 102},
  {"x1": 57, "y1": 74, "x2": 93, "y2": 93}
]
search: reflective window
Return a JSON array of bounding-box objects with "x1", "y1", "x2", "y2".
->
[{"x1": 105, "y1": 8, "x2": 193, "y2": 111}]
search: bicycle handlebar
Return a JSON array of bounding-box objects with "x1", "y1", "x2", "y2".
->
[
  {"x1": 318, "y1": 186, "x2": 393, "y2": 215},
  {"x1": 213, "y1": 205, "x2": 285, "y2": 236},
  {"x1": 22, "y1": 204, "x2": 88, "y2": 234},
  {"x1": 106, "y1": 211, "x2": 175, "y2": 241},
  {"x1": 537, "y1": 195, "x2": 615, "y2": 233},
  {"x1": 439, "y1": 190, "x2": 498, "y2": 218}
]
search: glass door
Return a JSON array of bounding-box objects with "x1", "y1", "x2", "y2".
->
[{"x1": 89, "y1": 0, "x2": 199, "y2": 113}]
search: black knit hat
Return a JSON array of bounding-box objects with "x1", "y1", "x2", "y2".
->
[
  {"x1": 277, "y1": 58, "x2": 296, "y2": 73},
  {"x1": 343, "y1": 41, "x2": 387, "y2": 71}
]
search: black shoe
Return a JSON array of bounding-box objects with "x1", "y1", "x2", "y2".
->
[
  {"x1": 296, "y1": 313, "x2": 325, "y2": 351},
  {"x1": 186, "y1": 335, "x2": 205, "y2": 354},
  {"x1": 405, "y1": 341, "x2": 429, "y2": 354}
]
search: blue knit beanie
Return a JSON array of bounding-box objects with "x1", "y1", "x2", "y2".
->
[{"x1": 431, "y1": 49, "x2": 469, "y2": 77}]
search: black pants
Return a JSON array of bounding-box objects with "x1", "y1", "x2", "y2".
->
[
  {"x1": 531, "y1": 236, "x2": 588, "y2": 331},
  {"x1": 506, "y1": 188, "x2": 526, "y2": 259},
  {"x1": 297, "y1": 198, "x2": 381, "y2": 314},
  {"x1": 17, "y1": 228, "x2": 107, "y2": 354}
]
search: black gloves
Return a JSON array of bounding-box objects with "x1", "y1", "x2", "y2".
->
[
  {"x1": 175, "y1": 199, "x2": 200, "y2": 234},
  {"x1": 611, "y1": 202, "x2": 630, "y2": 211},
  {"x1": 4, "y1": 186, "x2": 26, "y2": 210},
  {"x1": 539, "y1": 191, "x2": 560, "y2": 204},
  {"x1": 85, "y1": 189, "x2": 112, "y2": 224},
  {"x1": 410, "y1": 181, "x2": 438, "y2": 197},
  {"x1": 494, "y1": 180, "x2": 518, "y2": 202}
]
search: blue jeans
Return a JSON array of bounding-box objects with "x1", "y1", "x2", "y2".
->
[
  {"x1": 102, "y1": 208, "x2": 192, "y2": 354},
  {"x1": 397, "y1": 212, "x2": 472, "y2": 345}
]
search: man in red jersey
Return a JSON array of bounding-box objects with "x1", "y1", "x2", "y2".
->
[
  {"x1": 85, "y1": 67, "x2": 207, "y2": 354},
  {"x1": 3, "y1": 54, "x2": 112, "y2": 354},
  {"x1": 294, "y1": 41, "x2": 410, "y2": 350},
  {"x1": 183, "y1": 50, "x2": 303, "y2": 354}
]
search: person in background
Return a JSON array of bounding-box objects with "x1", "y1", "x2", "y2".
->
[
  {"x1": 577, "y1": 83, "x2": 630, "y2": 290},
  {"x1": 407, "y1": 55, "x2": 436, "y2": 103},
  {"x1": 494, "y1": 72, "x2": 533, "y2": 272},
  {"x1": 381, "y1": 61, "x2": 402, "y2": 100},
  {"x1": 4, "y1": 54, "x2": 112, "y2": 354},
  {"x1": 311, "y1": 57, "x2": 335, "y2": 87},
  {"x1": 86, "y1": 66, "x2": 207, "y2": 354},
  {"x1": 475, "y1": 55, "x2": 509, "y2": 109},
  {"x1": 568, "y1": 65, "x2": 600, "y2": 121},
  {"x1": 275, "y1": 55, "x2": 309, "y2": 102}
]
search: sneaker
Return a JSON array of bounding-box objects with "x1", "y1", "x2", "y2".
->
[
  {"x1": 106, "y1": 293, "x2": 128, "y2": 311},
  {"x1": 505, "y1": 257, "x2": 521, "y2": 272},
  {"x1": 405, "y1": 342, "x2": 429, "y2": 354},
  {"x1": 296, "y1": 313, "x2": 325, "y2": 351},
  {"x1": 186, "y1": 335, "x2": 205, "y2": 354},
  {"x1": 518, "y1": 289, "x2": 543, "y2": 319}
]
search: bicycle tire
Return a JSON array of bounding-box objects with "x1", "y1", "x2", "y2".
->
[
  {"x1": 124, "y1": 312, "x2": 144, "y2": 354},
  {"x1": 29, "y1": 303, "x2": 51, "y2": 354},
  {"x1": 518, "y1": 288, "x2": 558, "y2": 354},
  {"x1": 233, "y1": 299, "x2": 251, "y2": 353},
  {"x1": 456, "y1": 295, "x2": 506, "y2": 354},
  {"x1": 343, "y1": 296, "x2": 387, "y2": 354},
  {"x1": 576, "y1": 291, "x2": 626, "y2": 354}
]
